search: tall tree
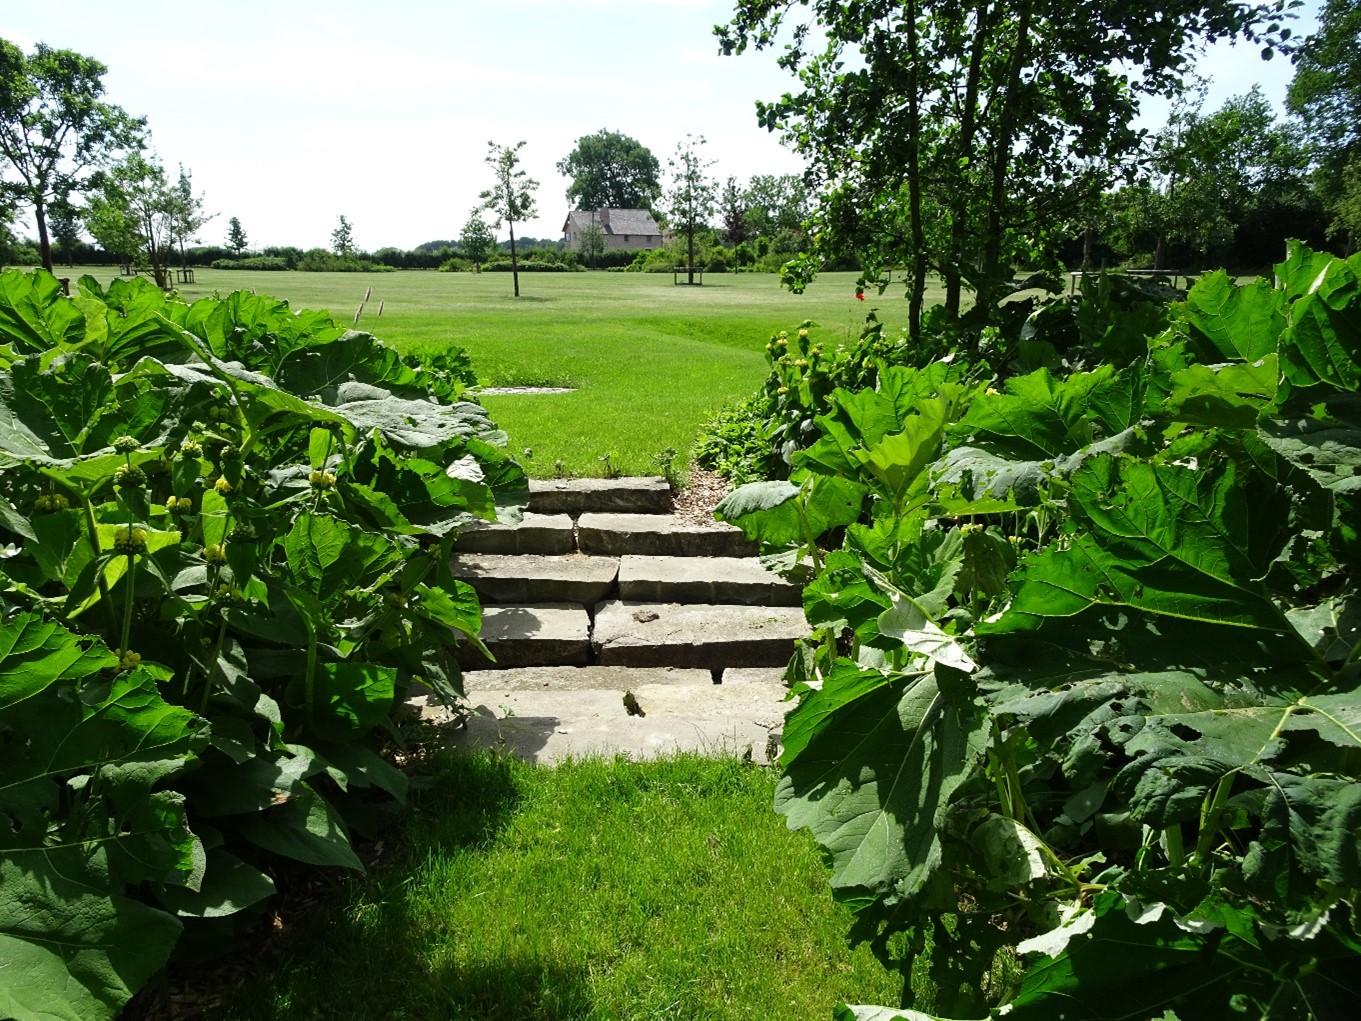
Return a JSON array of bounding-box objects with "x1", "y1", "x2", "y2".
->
[
  {"x1": 458, "y1": 210, "x2": 495, "y2": 271},
  {"x1": 0, "y1": 39, "x2": 143, "y2": 272},
  {"x1": 1288, "y1": 0, "x2": 1361, "y2": 250},
  {"x1": 720, "y1": 176, "x2": 752, "y2": 244},
  {"x1": 666, "y1": 135, "x2": 717, "y2": 286},
  {"x1": 48, "y1": 189, "x2": 81, "y2": 267},
  {"x1": 84, "y1": 152, "x2": 176, "y2": 287},
  {"x1": 167, "y1": 164, "x2": 211, "y2": 270},
  {"x1": 742, "y1": 174, "x2": 810, "y2": 239},
  {"x1": 718, "y1": 0, "x2": 1293, "y2": 340},
  {"x1": 481, "y1": 140, "x2": 539, "y2": 297},
  {"x1": 331, "y1": 215, "x2": 355, "y2": 257},
  {"x1": 557, "y1": 129, "x2": 662, "y2": 211},
  {"x1": 226, "y1": 215, "x2": 248, "y2": 256}
]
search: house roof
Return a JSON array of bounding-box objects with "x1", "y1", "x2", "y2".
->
[{"x1": 563, "y1": 208, "x2": 661, "y2": 236}]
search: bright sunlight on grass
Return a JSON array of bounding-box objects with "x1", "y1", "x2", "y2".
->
[
  {"x1": 71, "y1": 266, "x2": 920, "y2": 478},
  {"x1": 220, "y1": 753, "x2": 902, "y2": 1021}
]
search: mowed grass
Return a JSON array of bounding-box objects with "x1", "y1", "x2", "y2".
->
[
  {"x1": 220, "y1": 753, "x2": 903, "y2": 1021},
  {"x1": 72, "y1": 265, "x2": 919, "y2": 477}
]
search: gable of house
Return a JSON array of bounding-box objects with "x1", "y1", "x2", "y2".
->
[{"x1": 563, "y1": 208, "x2": 663, "y2": 251}]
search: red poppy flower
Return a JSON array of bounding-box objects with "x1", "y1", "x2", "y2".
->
[{"x1": 855, "y1": 290, "x2": 865, "y2": 301}]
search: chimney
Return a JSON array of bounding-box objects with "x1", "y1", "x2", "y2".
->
[{"x1": 598, "y1": 208, "x2": 611, "y2": 231}]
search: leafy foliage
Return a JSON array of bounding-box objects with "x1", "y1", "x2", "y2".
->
[
  {"x1": 718, "y1": 243, "x2": 1361, "y2": 1019},
  {"x1": 0, "y1": 268, "x2": 524, "y2": 1019}
]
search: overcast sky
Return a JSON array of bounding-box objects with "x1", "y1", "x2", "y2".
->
[{"x1": 6, "y1": 0, "x2": 1319, "y2": 250}]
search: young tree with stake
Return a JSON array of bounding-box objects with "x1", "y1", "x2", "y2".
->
[
  {"x1": 480, "y1": 141, "x2": 538, "y2": 297},
  {"x1": 226, "y1": 216, "x2": 248, "y2": 257},
  {"x1": 666, "y1": 134, "x2": 717, "y2": 286}
]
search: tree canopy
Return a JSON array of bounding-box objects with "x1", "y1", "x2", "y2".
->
[
  {"x1": 1289, "y1": 0, "x2": 1361, "y2": 248},
  {"x1": 717, "y1": 0, "x2": 1295, "y2": 340},
  {"x1": 557, "y1": 129, "x2": 662, "y2": 211},
  {"x1": 0, "y1": 38, "x2": 143, "y2": 271}
]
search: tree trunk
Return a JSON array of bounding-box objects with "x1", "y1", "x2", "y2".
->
[
  {"x1": 34, "y1": 201, "x2": 54, "y2": 273},
  {"x1": 509, "y1": 221, "x2": 520, "y2": 297},
  {"x1": 687, "y1": 225, "x2": 695, "y2": 285},
  {"x1": 979, "y1": 1, "x2": 1033, "y2": 315},
  {"x1": 1154, "y1": 234, "x2": 1166, "y2": 272},
  {"x1": 905, "y1": 0, "x2": 926, "y2": 343},
  {"x1": 945, "y1": 0, "x2": 991, "y2": 319},
  {"x1": 1082, "y1": 227, "x2": 1093, "y2": 274}
]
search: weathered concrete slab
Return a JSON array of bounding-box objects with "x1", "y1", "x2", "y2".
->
[
  {"x1": 420, "y1": 680, "x2": 785, "y2": 764},
  {"x1": 464, "y1": 665, "x2": 712, "y2": 693},
  {"x1": 592, "y1": 600, "x2": 806, "y2": 668},
  {"x1": 529, "y1": 476, "x2": 673, "y2": 515},
  {"x1": 454, "y1": 513, "x2": 575, "y2": 555},
  {"x1": 577, "y1": 513, "x2": 755, "y2": 558},
  {"x1": 458, "y1": 603, "x2": 591, "y2": 669},
  {"x1": 617, "y1": 555, "x2": 801, "y2": 606},
  {"x1": 451, "y1": 554, "x2": 618, "y2": 604}
]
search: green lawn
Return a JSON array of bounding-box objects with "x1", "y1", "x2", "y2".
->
[
  {"x1": 220, "y1": 753, "x2": 903, "y2": 1021},
  {"x1": 70, "y1": 265, "x2": 915, "y2": 477}
]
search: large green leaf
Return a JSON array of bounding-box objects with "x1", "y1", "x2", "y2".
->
[
  {"x1": 236, "y1": 786, "x2": 363, "y2": 871},
  {"x1": 0, "y1": 852, "x2": 181, "y2": 1021},
  {"x1": 0, "y1": 613, "x2": 117, "y2": 711},
  {"x1": 776, "y1": 665, "x2": 988, "y2": 900},
  {"x1": 1182, "y1": 271, "x2": 1283, "y2": 362},
  {"x1": 982, "y1": 457, "x2": 1294, "y2": 635},
  {"x1": 0, "y1": 269, "x2": 85, "y2": 354}
]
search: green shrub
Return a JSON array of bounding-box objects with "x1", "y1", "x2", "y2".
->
[
  {"x1": 211, "y1": 256, "x2": 290, "y2": 270},
  {"x1": 484, "y1": 259, "x2": 579, "y2": 272},
  {"x1": 0, "y1": 269, "x2": 525, "y2": 1020},
  {"x1": 295, "y1": 248, "x2": 396, "y2": 273},
  {"x1": 438, "y1": 255, "x2": 475, "y2": 272}
]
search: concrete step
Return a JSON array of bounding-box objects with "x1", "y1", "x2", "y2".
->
[
  {"x1": 529, "y1": 476, "x2": 672, "y2": 515},
  {"x1": 461, "y1": 666, "x2": 787, "y2": 693},
  {"x1": 454, "y1": 513, "x2": 574, "y2": 555},
  {"x1": 459, "y1": 603, "x2": 591, "y2": 669},
  {"x1": 452, "y1": 554, "x2": 618, "y2": 604},
  {"x1": 591, "y1": 600, "x2": 807, "y2": 669},
  {"x1": 617, "y1": 555, "x2": 801, "y2": 606},
  {"x1": 577, "y1": 513, "x2": 756, "y2": 558},
  {"x1": 465, "y1": 665, "x2": 714, "y2": 692},
  {"x1": 416, "y1": 672, "x2": 787, "y2": 765}
]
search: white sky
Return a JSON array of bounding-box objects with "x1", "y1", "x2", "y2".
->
[{"x1": 7, "y1": 0, "x2": 1319, "y2": 250}]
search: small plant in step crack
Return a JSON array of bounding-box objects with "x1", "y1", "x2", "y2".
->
[
  {"x1": 654, "y1": 446, "x2": 680, "y2": 488},
  {"x1": 554, "y1": 458, "x2": 566, "y2": 478}
]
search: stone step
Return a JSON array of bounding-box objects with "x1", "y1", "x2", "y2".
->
[
  {"x1": 460, "y1": 665, "x2": 787, "y2": 693},
  {"x1": 529, "y1": 476, "x2": 672, "y2": 515},
  {"x1": 577, "y1": 513, "x2": 755, "y2": 558},
  {"x1": 452, "y1": 554, "x2": 618, "y2": 604},
  {"x1": 454, "y1": 513, "x2": 574, "y2": 555},
  {"x1": 417, "y1": 673, "x2": 787, "y2": 765},
  {"x1": 459, "y1": 603, "x2": 591, "y2": 669},
  {"x1": 591, "y1": 600, "x2": 807, "y2": 669},
  {"x1": 617, "y1": 555, "x2": 801, "y2": 606}
]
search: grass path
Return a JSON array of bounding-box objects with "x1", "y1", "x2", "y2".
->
[
  {"x1": 72, "y1": 266, "x2": 919, "y2": 477},
  {"x1": 221, "y1": 754, "x2": 902, "y2": 1020}
]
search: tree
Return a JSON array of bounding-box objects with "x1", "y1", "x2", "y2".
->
[
  {"x1": 331, "y1": 214, "x2": 355, "y2": 257},
  {"x1": 1288, "y1": 0, "x2": 1361, "y2": 250},
  {"x1": 557, "y1": 129, "x2": 662, "y2": 211},
  {"x1": 578, "y1": 220, "x2": 607, "y2": 267},
  {"x1": 720, "y1": 177, "x2": 752, "y2": 244},
  {"x1": 666, "y1": 134, "x2": 717, "y2": 285},
  {"x1": 167, "y1": 164, "x2": 211, "y2": 270},
  {"x1": 48, "y1": 189, "x2": 80, "y2": 266},
  {"x1": 480, "y1": 140, "x2": 538, "y2": 297},
  {"x1": 226, "y1": 215, "x2": 248, "y2": 257},
  {"x1": 718, "y1": 0, "x2": 1293, "y2": 342},
  {"x1": 742, "y1": 173, "x2": 809, "y2": 239},
  {"x1": 84, "y1": 151, "x2": 177, "y2": 287},
  {"x1": 458, "y1": 210, "x2": 495, "y2": 271},
  {"x1": 0, "y1": 39, "x2": 143, "y2": 272}
]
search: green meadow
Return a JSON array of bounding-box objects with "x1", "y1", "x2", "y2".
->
[{"x1": 73, "y1": 265, "x2": 915, "y2": 477}]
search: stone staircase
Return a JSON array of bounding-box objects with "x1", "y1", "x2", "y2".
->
[{"x1": 413, "y1": 477, "x2": 805, "y2": 764}]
